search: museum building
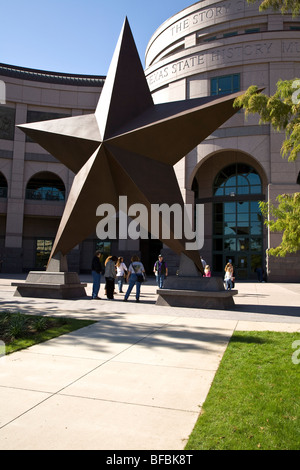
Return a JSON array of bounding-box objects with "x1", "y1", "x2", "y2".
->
[
  {"x1": 0, "y1": 0, "x2": 300, "y2": 280},
  {"x1": 145, "y1": 0, "x2": 300, "y2": 281}
]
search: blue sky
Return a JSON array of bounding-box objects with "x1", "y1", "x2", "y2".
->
[{"x1": 0, "y1": 0, "x2": 194, "y2": 75}]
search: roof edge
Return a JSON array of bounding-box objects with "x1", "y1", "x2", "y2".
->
[{"x1": 0, "y1": 62, "x2": 106, "y2": 87}]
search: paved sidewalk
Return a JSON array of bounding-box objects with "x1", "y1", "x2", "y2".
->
[{"x1": 0, "y1": 275, "x2": 299, "y2": 450}]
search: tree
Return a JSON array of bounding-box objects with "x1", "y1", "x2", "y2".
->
[
  {"x1": 234, "y1": 80, "x2": 300, "y2": 162},
  {"x1": 259, "y1": 194, "x2": 300, "y2": 257},
  {"x1": 235, "y1": 82, "x2": 300, "y2": 256},
  {"x1": 248, "y1": 0, "x2": 300, "y2": 16}
]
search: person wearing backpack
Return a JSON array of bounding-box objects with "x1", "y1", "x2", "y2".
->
[{"x1": 124, "y1": 255, "x2": 145, "y2": 302}]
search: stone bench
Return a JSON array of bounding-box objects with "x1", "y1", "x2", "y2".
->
[
  {"x1": 155, "y1": 273, "x2": 238, "y2": 310},
  {"x1": 156, "y1": 287, "x2": 238, "y2": 309}
]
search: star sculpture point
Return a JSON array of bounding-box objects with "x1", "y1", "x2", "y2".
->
[{"x1": 18, "y1": 18, "x2": 244, "y2": 273}]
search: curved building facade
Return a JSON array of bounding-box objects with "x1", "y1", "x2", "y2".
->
[{"x1": 145, "y1": 0, "x2": 300, "y2": 281}]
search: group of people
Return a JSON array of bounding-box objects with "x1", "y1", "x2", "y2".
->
[
  {"x1": 92, "y1": 252, "x2": 170, "y2": 302},
  {"x1": 201, "y1": 255, "x2": 236, "y2": 290},
  {"x1": 91, "y1": 251, "x2": 146, "y2": 302},
  {"x1": 92, "y1": 250, "x2": 236, "y2": 301}
]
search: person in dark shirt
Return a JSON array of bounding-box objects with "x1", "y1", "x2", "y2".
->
[
  {"x1": 91, "y1": 250, "x2": 103, "y2": 299},
  {"x1": 153, "y1": 254, "x2": 168, "y2": 289}
]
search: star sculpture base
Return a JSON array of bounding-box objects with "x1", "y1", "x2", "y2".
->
[
  {"x1": 12, "y1": 253, "x2": 87, "y2": 299},
  {"x1": 156, "y1": 254, "x2": 238, "y2": 310}
]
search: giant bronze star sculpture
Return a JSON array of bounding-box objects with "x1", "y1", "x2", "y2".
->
[{"x1": 19, "y1": 18, "x2": 244, "y2": 274}]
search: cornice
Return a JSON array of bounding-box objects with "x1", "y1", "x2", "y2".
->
[{"x1": 0, "y1": 63, "x2": 105, "y2": 87}]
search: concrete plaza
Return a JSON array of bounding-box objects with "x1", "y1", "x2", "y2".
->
[{"x1": 0, "y1": 274, "x2": 299, "y2": 450}]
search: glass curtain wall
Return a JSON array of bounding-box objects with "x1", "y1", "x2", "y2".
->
[{"x1": 212, "y1": 163, "x2": 264, "y2": 279}]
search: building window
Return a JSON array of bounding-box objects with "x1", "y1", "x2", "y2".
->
[
  {"x1": 212, "y1": 164, "x2": 264, "y2": 279},
  {"x1": 0, "y1": 172, "x2": 7, "y2": 198},
  {"x1": 213, "y1": 163, "x2": 262, "y2": 196},
  {"x1": 35, "y1": 239, "x2": 53, "y2": 269},
  {"x1": 245, "y1": 28, "x2": 260, "y2": 34},
  {"x1": 96, "y1": 241, "x2": 112, "y2": 263},
  {"x1": 0, "y1": 107, "x2": 16, "y2": 140},
  {"x1": 26, "y1": 110, "x2": 70, "y2": 142},
  {"x1": 211, "y1": 74, "x2": 240, "y2": 96},
  {"x1": 26, "y1": 172, "x2": 65, "y2": 201},
  {"x1": 223, "y1": 31, "x2": 238, "y2": 38},
  {"x1": 203, "y1": 36, "x2": 217, "y2": 42}
]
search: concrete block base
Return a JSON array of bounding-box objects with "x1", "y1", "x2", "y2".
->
[
  {"x1": 156, "y1": 275, "x2": 237, "y2": 310},
  {"x1": 12, "y1": 271, "x2": 87, "y2": 299}
]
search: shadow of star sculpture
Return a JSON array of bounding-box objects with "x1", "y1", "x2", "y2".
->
[{"x1": 19, "y1": 18, "x2": 244, "y2": 273}]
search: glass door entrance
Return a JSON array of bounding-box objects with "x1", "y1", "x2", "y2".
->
[
  {"x1": 212, "y1": 164, "x2": 264, "y2": 280},
  {"x1": 222, "y1": 253, "x2": 263, "y2": 280}
]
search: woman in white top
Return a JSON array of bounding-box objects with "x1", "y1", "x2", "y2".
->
[
  {"x1": 224, "y1": 263, "x2": 234, "y2": 290},
  {"x1": 116, "y1": 257, "x2": 127, "y2": 293},
  {"x1": 124, "y1": 255, "x2": 145, "y2": 303}
]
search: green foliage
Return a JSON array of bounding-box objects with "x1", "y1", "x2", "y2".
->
[
  {"x1": 5, "y1": 312, "x2": 27, "y2": 339},
  {"x1": 259, "y1": 193, "x2": 300, "y2": 256},
  {"x1": 33, "y1": 316, "x2": 48, "y2": 332},
  {"x1": 234, "y1": 80, "x2": 300, "y2": 161},
  {"x1": 0, "y1": 311, "x2": 95, "y2": 354},
  {"x1": 248, "y1": 0, "x2": 300, "y2": 16}
]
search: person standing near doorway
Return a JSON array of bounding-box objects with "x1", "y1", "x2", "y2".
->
[
  {"x1": 224, "y1": 262, "x2": 234, "y2": 290},
  {"x1": 153, "y1": 254, "x2": 168, "y2": 289}
]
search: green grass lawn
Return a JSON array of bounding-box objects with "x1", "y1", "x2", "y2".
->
[
  {"x1": 0, "y1": 311, "x2": 95, "y2": 355},
  {"x1": 185, "y1": 331, "x2": 300, "y2": 450}
]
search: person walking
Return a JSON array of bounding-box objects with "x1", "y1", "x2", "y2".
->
[
  {"x1": 124, "y1": 255, "x2": 145, "y2": 302},
  {"x1": 91, "y1": 250, "x2": 103, "y2": 299},
  {"x1": 116, "y1": 257, "x2": 127, "y2": 293},
  {"x1": 104, "y1": 256, "x2": 117, "y2": 300},
  {"x1": 153, "y1": 254, "x2": 168, "y2": 289}
]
